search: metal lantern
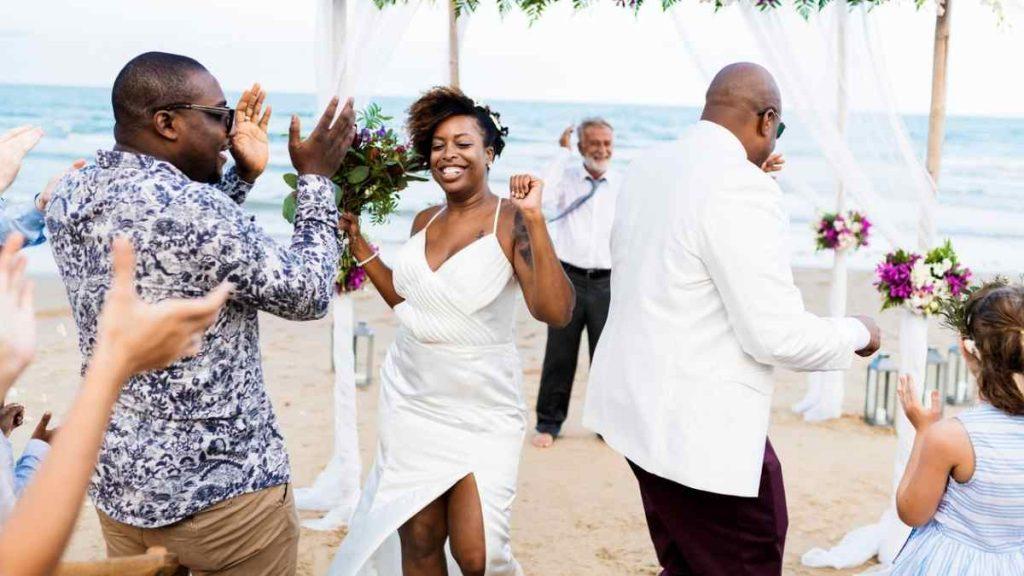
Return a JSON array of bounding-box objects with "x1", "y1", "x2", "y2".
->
[
  {"x1": 925, "y1": 347, "x2": 947, "y2": 411},
  {"x1": 865, "y1": 348, "x2": 948, "y2": 427},
  {"x1": 353, "y1": 321, "x2": 376, "y2": 388},
  {"x1": 864, "y1": 353, "x2": 899, "y2": 426},
  {"x1": 944, "y1": 343, "x2": 974, "y2": 405}
]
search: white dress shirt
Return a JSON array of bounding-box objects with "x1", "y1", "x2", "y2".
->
[
  {"x1": 542, "y1": 149, "x2": 620, "y2": 270},
  {"x1": 584, "y1": 121, "x2": 869, "y2": 497}
]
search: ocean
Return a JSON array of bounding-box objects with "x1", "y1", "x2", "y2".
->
[{"x1": 2, "y1": 83, "x2": 1022, "y2": 276}]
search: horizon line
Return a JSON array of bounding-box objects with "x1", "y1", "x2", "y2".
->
[{"x1": 2, "y1": 81, "x2": 1022, "y2": 121}]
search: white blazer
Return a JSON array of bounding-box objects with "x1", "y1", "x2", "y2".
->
[{"x1": 583, "y1": 121, "x2": 868, "y2": 497}]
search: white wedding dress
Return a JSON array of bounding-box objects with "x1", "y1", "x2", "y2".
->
[{"x1": 330, "y1": 200, "x2": 526, "y2": 576}]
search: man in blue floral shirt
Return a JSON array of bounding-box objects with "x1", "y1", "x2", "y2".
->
[{"x1": 46, "y1": 52, "x2": 355, "y2": 575}]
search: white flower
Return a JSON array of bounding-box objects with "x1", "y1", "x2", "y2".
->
[
  {"x1": 838, "y1": 233, "x2": 856, "y2": 251},
  {"x1": 911, "y1": 260, "x2": 932, "y2": 289},
  {"x1": 909, "y1": 290, "x2": 936, "y2": 314},
  {"x1": 849, "y1": 221, "x2": 863, "y2": 234},
  {"x1": 929, "y1": 259, "x2": 953, "y2": 278}
]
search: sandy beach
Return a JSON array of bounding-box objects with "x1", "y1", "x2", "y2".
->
[{"x1": 8, "y1": 268, "x2": 959, "y2": 575}]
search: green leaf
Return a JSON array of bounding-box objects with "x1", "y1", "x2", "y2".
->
[
  {"x1": 405, "y1": 174, "x2": 430, "y2": 182},
  {"x1": 282, "y1": 192, "x2": 297, "y2": 224},
  {"x1": 283, "y1": 173, "x2": 298, "y2": 190},
  {"x1": 347, "y1": 165, "x2": 371, "y2": 184},
  {"x1": 334, "y1": 183, "x2": 343, "y2": 208}
]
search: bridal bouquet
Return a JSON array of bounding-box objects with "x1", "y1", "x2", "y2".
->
[
  {"x1": 814, "y1": 210, "x2": 871, "y2": 252},
  {"x1": 875, "y1": 240, "x2": 972, "y2": 315},
  {"x1": 282, "y1": 103, "x2": 428, "y2": 292}
]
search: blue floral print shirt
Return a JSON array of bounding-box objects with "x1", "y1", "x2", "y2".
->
[{"x1": 46, "y1": 150, "x2": 339, "y2": 528}]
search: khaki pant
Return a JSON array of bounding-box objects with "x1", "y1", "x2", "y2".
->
[{"x1": 97, "y1": 484, "x2": 299, "y2": 576}]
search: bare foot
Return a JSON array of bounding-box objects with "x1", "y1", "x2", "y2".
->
[{"x1": 531, "y1": 433, "x2": 554, "y2": 448}]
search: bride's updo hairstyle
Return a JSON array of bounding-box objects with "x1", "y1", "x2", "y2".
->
[
  {"x1": 964, "y1": 283, "x2": 1024, "y2": 415},
  {"x1": 406, "y1": 86, "x2": 508, "y2": 162}
]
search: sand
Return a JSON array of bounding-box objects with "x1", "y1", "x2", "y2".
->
[{"x1": 6, "y1": 268, "x2": 959, "y2": 575}]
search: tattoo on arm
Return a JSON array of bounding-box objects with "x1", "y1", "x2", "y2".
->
[{"x1": 513, "y1": 211, "x2": 533, "y2": 267}]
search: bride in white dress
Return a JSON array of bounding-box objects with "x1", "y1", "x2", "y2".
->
[{"x1": 329, "y1": 87, "x2": 575, "y2": 576}]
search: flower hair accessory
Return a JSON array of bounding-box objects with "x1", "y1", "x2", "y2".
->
[{"x1": 476, "y1": 104, "x2": 510, "y2": 138}]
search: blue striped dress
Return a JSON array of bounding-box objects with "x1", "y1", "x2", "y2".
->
[{"x1": 890, "y1": 403, "x2": 1024, "y2": 575}]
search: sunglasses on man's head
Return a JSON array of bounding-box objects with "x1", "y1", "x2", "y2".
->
[
  {"x1": 758, "y1": 107, "x2": 786, "y2": 139},
  {"x1": 158, "y1": 103, "x2": 236, "y2": 132}
]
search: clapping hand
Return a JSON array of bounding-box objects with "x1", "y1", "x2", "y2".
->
[
  {"x1": 230, "y1": 83, "x2": 273, "y2": 183},
  {"x1": 897, "y1": 374, "x2": 942, "y2": 431},
  {"x1": 0, "y1": 234, "x2": 36, "y2": 393},
  {"x1": 30, "y1": 411, "x2": 57, "y2": 444},
  {"x1": 558, "y1": 125, "x2": 573, "y2": 149},
  {"x1": 288, "y1": 97, "x2": 356, "y2": 178},
  {"x1": 0, "y1": 403, "x2": 24, "y2": 437},
  {"x1": 761, "y1": 152, "x2": 785, "y2": 174},
  {"x1": 0, "y1": 126, "x2": 44, "y2": 194},
  {"x1": 93, "y1": 238, "x2": 233, "y2": 378},
  {"x1": 509, "y1": 174, "x2": 544, "y2": 218},
  {"x1": 37, "y1": 159, "x2": 86, "y2": 212}
]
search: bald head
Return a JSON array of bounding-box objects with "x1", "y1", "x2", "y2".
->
[
  {"x1": 705, "y1": 62, "x2": 780, "y2": 116},
  {"x1": 112, "y1": 52, "x2": 211, "y2": 138},
  {"x1": 700, "y1": 63, "x2": 783, "y2": 167}
]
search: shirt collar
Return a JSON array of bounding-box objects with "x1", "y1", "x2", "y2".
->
[
  {"x1": 575, "y1": 163, "x2": 612, "y2": 184},
  {"x1": 95, "y1": 149, "x2": 188, "y2": 180},
  {"x1": 694, "y1": 120, "x2": 747, "y2": 160}
]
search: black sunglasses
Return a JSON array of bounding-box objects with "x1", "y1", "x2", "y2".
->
[
  {"x1": 158, "y1": 103, "x2": 236, "y2": 132},
  {"x1": 758, "y1": 107, "x2": 786, "y2": 139}
]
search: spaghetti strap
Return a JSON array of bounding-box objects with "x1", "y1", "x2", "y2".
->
[
  {"x1": 423, "y1": 206, "x2": 447, "y2": 231},
  {"x1": 492, "y1": 198, "x2": 502, "y2": 235}
]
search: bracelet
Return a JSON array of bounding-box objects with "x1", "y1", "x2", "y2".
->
[{"x1": 355, "y1": 250, "x2": 380, "y2": 267}]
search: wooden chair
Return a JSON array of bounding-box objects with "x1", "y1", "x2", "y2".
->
[{"x1": 55, "y1": 546, "x2": 181, "y2": 576}]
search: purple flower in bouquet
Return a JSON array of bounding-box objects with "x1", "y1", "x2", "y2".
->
[
  {"x1": 345, "y1": 265, "x2": 368, "y2": 292},
  {"x1": 875, "y1": 251, "x2": 918, "y2": 307},
  {"x1": 946, "y1": 267, "x2": 972, "y2": 297}
]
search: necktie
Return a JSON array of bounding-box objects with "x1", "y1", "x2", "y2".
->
[{"x1": 549, "y1": 176, "x2": 604, "y2": 223}]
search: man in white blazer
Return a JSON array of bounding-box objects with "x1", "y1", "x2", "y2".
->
[{"x1": 583, "y1": 63, "x2": 880, "y2": 575}]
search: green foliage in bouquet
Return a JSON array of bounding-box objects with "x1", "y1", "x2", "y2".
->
[{"x1": 281, "y1": 103, "x2": 429, "y2": 225}]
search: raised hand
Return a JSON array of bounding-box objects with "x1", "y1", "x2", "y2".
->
[
  {"x1": 0, "y1": 126, "x2": 44, "y2": 194},
  {"x1": 288, "y1": 96, "x2": 356, "y2": 178},
  {"x1": 761, "y1": 152, "x2": 785, "y2": 174},
  {"x1": 558, "y1": 125, "x2": 574, "y2": 149},
  {"x1": 93, "y1": 238, "x2": 233, "y2": 378},
  {"x1": 30, "y1": 411, "x2": 57, "y2": 444},
  {"x1": 37, "y1": 159, "x2": 86, "y2": 212},
  {"x1": 897, "y1": 374, "x2": 942, "y2": 431},
  {"x1": 0, "y1": 234, "x2": 36, "y2": 393},
  {"x1": 0, "y1": 403, "x2": 24, "y2": 437},
  {"x1": 509, "y1": 174, "x2": 544, "y2": 218},
  {"x1": 230, "y1": 83, "x2": 272, "y2": 183}
]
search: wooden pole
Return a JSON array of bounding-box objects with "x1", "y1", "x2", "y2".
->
[
  {"x1": 925, "y1": 0, "x2": 952, "y2": 184},
  {"x1": 448, "y1": 0, "x2": 460, "y2": 88}
]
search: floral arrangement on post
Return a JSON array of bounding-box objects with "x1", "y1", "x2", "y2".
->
[
  {"x1": 875, "y1": 240, "x2": 972, "y2": 315},
  {"x1": 814, "y1": 210, "x2": 871, "y2": 252},
  {"x1": 282, "y1": 103, "x2": 428, "y2": 292}
]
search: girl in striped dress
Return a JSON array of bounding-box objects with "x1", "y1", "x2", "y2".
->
[{"x1": 891, "y1": 283, "x2": 1024, "y2": 575}]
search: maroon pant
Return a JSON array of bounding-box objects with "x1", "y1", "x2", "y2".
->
[{"x1": 628, "y1": 440, "x2": 788, "y2": 576}]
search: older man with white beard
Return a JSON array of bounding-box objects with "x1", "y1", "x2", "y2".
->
[{"x1": 532, "y1": 118, "x2": 619, "y2": 448}]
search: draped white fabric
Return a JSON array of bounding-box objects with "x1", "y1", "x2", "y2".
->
[
  {"x1": 299, "y1": 0, "x2": 430, "y2": 531},
  {"x1": 671, "y1": 2, "x2": 935, "y2": 570}
]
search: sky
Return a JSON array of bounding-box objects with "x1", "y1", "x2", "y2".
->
[{"x1": 1, "y1": 0, "x2": 1022, "y2": 117}]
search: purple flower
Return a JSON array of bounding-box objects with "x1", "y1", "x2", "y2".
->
[
  {"x1": 376, "y1": 127, "x2": 388, "y2": 138},
  {"x1": 360, "y1": 128, "x2": 371, "y2": 142},
  {"x1": 946, "y1": 268, "x2": 972, "y2": 296},
  {"x1": 346, "y1": 266, "x2": 368, "y2": 292}
]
